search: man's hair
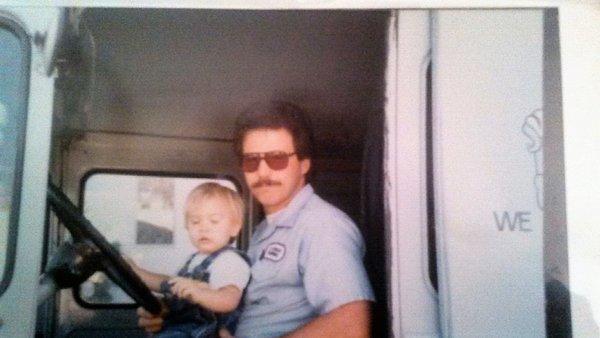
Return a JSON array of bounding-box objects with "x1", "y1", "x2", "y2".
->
[
  {"x1": 233, "y1": 101, "x2": 314, "y2": 160},
  {"x1": 185, "y1": 182, "x2": 244, "y2": 228}
]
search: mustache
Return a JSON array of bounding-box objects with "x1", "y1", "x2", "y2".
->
[{"x1": 251, "y1": 179, "x2": 282, "y2": 188}]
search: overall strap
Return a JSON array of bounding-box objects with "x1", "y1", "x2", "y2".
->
[
  {"x1": 198, "y1": 246, "x2": 248, "y2": 271},
  {"x1": 187, "y1": 246, "x2": 250, "y2": 285},
  {"x1": 160, "y1": 252, "x2": 200, "y2": 294},
  {"x1": 178, "y1": 252, "x2": 200, "y2": 276}
]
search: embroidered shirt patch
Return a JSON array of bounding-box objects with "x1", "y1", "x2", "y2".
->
[{"x1": 261, "y1": 242, "x2": 286, "y2": 262}]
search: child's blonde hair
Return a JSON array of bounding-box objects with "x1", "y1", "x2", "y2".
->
[{"x1": 185, "y1": 182, "x2": 244, "y2": 228}]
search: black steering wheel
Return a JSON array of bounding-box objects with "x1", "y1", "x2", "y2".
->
[{"x1": 47, "y1": 182, "x2": 162, "y2": 315}]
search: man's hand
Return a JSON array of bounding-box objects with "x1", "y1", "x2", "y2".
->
[{"x1": 136, "y1": 306, "x2": 166, "y2": 333}]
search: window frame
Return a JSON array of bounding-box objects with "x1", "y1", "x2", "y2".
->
[{"x1": 0, "y1": 16, "x2": 31, "y2": 297}]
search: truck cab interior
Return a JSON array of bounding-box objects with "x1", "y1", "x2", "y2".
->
[{"x1": 41, "y1": 8, "x2": 389, "y2": 337}]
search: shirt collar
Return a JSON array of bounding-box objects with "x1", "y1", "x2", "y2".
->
[
  {"x1": 265, "y1": 184, "x2": 314, "y2": 228},
  {"x1": 252, "y1": 184, "x2": 314, "y2": 244}
]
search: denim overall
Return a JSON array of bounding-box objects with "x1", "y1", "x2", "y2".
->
[{"x1": 157, "y1": 247, "x2": 250, "y2": 338}]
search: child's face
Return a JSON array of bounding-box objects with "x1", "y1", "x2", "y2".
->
[{"x1": 185, "y1": 197, "x2": 241, "y2": 254}]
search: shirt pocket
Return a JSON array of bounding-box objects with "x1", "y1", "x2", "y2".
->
[{"x1": 250, "y1": 257, "x2": 282, "y2": 283}]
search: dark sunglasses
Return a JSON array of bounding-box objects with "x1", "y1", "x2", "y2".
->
[{"x1": 240, "y1": 151, "x2": 297, "y2": 172}]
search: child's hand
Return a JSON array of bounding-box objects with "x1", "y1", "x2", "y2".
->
[{"x1": 168, "y1": 277, "x2": 209, "y2": 302}]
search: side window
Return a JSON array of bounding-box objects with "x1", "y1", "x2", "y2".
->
[
  {"x1": 0, "y1": 20, "x2": 29, "y2": 296},
  {"x1": 78, "y1": 172, "x2": 240, "y2": 306}
]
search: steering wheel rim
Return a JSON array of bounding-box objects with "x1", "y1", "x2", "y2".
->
[{"x1": 47, "y1": 182, "x2": 162, "y2": 315}]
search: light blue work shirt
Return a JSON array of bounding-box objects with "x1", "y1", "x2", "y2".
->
[{"x1": 235, "y1": 184, "x2": 374, "y2": 338}]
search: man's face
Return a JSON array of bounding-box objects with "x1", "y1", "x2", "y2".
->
[{"x1": 241, "y1": 128, "x2": 310, "y2": 215}]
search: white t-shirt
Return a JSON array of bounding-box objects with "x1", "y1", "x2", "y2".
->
[{"x1": 186, "y1": 250, "x2": 251, "y2": 291}]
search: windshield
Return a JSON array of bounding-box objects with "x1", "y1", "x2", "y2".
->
[{"x1": 0, "y1": 20, "x2": 29, "y2": 296}]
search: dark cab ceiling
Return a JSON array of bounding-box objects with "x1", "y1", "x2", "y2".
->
[{"x1": 80, "y1": 8, "x2": 388, "y2": 156}]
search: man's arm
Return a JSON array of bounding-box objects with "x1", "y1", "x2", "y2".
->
[
  {"x1": 283, "y1": 300, "x2": 372, "y2": 338},
  {"x1": 294, "y1": 216, "x2": 374, "y2": 338}
]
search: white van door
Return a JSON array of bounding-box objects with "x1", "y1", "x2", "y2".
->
[
  {"x1": 0, "y1": 7, "x2": 61, "y2": 337},
  {"x1": 386, "y1": 8, "x2": 571, "y2": 337},
  {"x1": 431, "y1": 10, "x2": 547, "y2": 337}
]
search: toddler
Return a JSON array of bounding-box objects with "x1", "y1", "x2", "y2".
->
[{"x1": 130, "y1": 182, "x2": 250, "y2": 337}]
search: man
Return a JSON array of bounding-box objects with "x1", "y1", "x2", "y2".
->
[{"x1": 139, "y1": 101, "x2": 374, "y2": 337}]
